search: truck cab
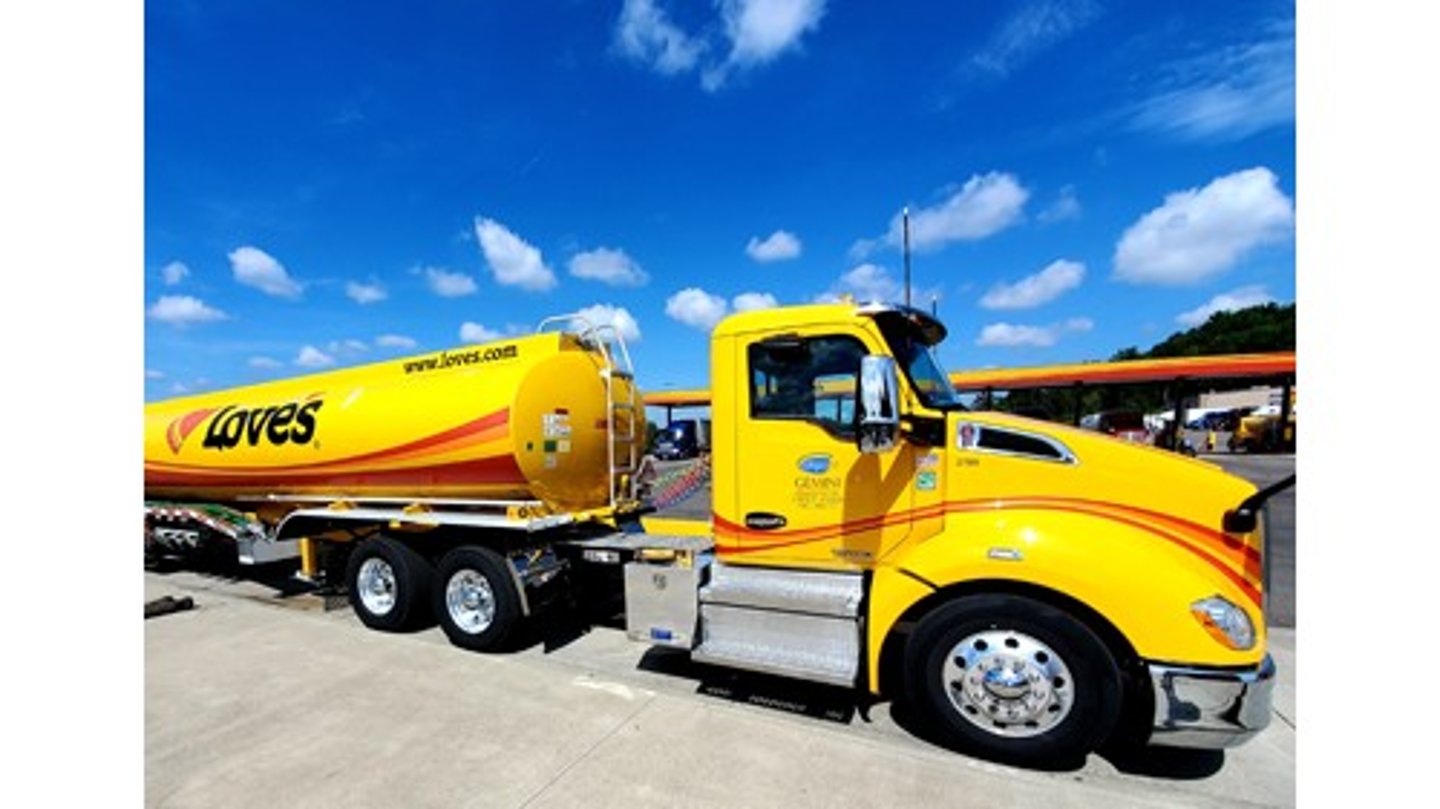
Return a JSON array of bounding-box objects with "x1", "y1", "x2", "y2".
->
[{"x1": 649, "y1": 301, "x2": 1277, "y2": 763}]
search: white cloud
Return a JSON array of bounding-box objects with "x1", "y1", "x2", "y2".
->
[
  {"x1": 346, "y1": 280, "x2": 387, "y2": 304},
  {"x1": 732, "y1": 291, "x2": 779, "y2": 312},
  {"x1": 847, "y1": 237, "x2": 878, "y2": 262},
  {"x1": 969, "y1": 0, "x2": 1101, "y2": 78},
  {"x1": 1176, "y1": 285, "x2": 1277, "y2": 327},
  {"x1": 1037, "y1": 186, "x2": 1081, "y2": 223},
  {"x1": 745, "y1": 230, "x2": 802, "y2": 262},
  {"x1": 614, "y1": 0, "x2": 706, "y2": 75},
  {"x1": 295, "y1": 345, "x2": 335, "y2": 368},
  {"x1": 887, "y1": 173, "x2": 1029, "y2": 252},
  {"x1": 147, "y1": 295, "x2": 228, "y2": 326},
  {"x1": 573, "y1": 304, "x2": 642, "y2": 343},
  {"x1": 615, "y1": 0, "x2": 827, "y2": 91},
  {"x1": 833, "y1": 263, "x2": 901, "y2": 303},
  {"x1": 326, "y1": 339, "x2": 368, "y2": 356},
  {"x1": 1129, "y1": 20, "x2": 1294, "y2": 142},
  {"x1": 145, "y1": 368, "x2": 164, "y2": 379},
  {"x1": 980, "y1": 260, "x2": 1085, "y2": 310},
  {"x1": 666, "y1": 287, "x2": 730, "y2": 330},
  {"x1": 375, "y1": 334, "x2": 418, "y2": 350},
  {"x1": 248, "y1": 356, "x2": 283, "y2": 369},
  {"x1": 460, "y1": 322, "x2": 503, "y2": 343},
  {"x1": 569, "y1": 247, "x2": 649, "y2": 287},
  {"x1": 976, "y1": 317, "x2": 1092, "y2": 348},
  {"x1": 229, "y1": 246, "x2": 303, "y2": 298},
  {"x1": 977, "y1": 324, "x2": 1056, "y2": 348},
  {"x1": 475, "y1": 217, "x2": 557, "y2": 291},
  {"x1": 1113, "y1": 167, "x2": 1294, "y2": 285},
  {"x1": 703, "y1": 0, "x2": 827, "y2": 89},
  {"x1": 423, "y1": 266, "x2": 479, "y2": 298},
  {"x1": 161, "y1": 261, "x2": 189, "y2": 285}
]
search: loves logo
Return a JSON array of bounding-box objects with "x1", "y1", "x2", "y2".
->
[
  {"x1": 165, "y1": 393, "x2": 325, "y2": 454},
  {"x1": 165, "y1": 408, "x2": 218, "y2": 453}
]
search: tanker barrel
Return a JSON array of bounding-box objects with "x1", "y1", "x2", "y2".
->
[{"x1": 144, "y1": 331, "x2": 643, "y2": 514}]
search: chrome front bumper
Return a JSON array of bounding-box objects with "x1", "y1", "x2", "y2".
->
[{"x1": 1147, "y1": 654, "x2": 1276, "y2": 749}]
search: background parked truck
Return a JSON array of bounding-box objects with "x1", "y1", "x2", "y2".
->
[{"x1": 144, "y1": 302, "x2": 1279, "y2": 766}]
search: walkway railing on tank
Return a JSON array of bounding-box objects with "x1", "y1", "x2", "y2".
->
[{"x1": 535, "y1": 313, "x2": 641, "y2": 509}]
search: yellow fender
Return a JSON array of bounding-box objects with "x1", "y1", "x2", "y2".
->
[{"x1": 866, "y1": 507, "x2": 1267, "y2": 693}]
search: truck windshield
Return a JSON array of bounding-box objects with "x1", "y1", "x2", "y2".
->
[
  {"x1": 876, "y1": 313, "x2": 963, "y2": 410},
  {"x1": 898, "y1": 341, "x2": 962, "y2": 409}
]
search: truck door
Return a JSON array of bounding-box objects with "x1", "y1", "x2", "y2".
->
[{"x1": 722, "y1": 332, "x2": 915, "y2": 570}]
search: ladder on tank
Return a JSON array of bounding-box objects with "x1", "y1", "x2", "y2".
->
[{"x1": 536, "y1": 313, "x2": 641, "y2": 509}]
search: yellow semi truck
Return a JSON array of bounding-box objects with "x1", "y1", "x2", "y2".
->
[{"x1": 144, "y1": 303, "x2": 1281, "y2": 765}]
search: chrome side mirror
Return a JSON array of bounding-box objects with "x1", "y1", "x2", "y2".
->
[{"x1": 858, "y1": 355, "x2": 901, "y2": 454}]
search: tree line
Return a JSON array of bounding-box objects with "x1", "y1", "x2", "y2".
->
[{"x1": 994, "y1": 303, "x2": 1295, "y2": 421}]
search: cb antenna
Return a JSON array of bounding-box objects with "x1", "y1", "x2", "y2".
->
[{"x1": 903, "y1": 205, "x2": 912, "y2": 307}]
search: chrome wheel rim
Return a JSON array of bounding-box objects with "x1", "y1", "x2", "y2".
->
[
  {"x1": 943, "y1": 629, "x2": 1075, "y2": 738},
  {"x1": 357, "y1": 557, "x2": 397, "y2": 616},
  {"x1": 446, "y1": 569, "x2": 496, "y2": 634}
]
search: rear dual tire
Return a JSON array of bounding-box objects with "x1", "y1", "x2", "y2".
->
[
  {"x1": 433, "y1": 546, "x2": 523, "y2": 653},
  {"x1": 347, "y1": 540, "x2": 523, "y2": 651},
  {"x1": 346, "y1": 537, "x2": 435, "y2": 631}
]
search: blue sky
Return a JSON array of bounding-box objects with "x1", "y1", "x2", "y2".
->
[{"x1": 144, "y1": 0, "x2": 1296, "y2": 401}]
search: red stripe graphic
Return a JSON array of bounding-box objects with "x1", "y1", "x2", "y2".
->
[
  {"x1": 713, "y1": 496, "x2": 1261, "y2": 607},
  {"x1": 145, "y1": 454, "x2": 526, "y2": 489},
  {"x1": 715, "y1": 496, "x2": 1257, "y2": 567}
]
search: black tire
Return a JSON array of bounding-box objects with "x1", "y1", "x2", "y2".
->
[
  {"x1": 904, "y1": 594, "x2": 1122, "y2": 767},
  {"x1": 345, "y1": 537, "x2": 434, "y2": 631},
  {"x1": 433, "y1": 546, "x2": 523, "y2": 652}
]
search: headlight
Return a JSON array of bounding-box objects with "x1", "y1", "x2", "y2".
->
[{"x1": 1190, "y1": 595, "x2": 1256, "y2": 650}]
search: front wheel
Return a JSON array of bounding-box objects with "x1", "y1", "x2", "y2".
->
[
  {"x1": 433, "y1": 546, "x2": 523, "y2": 652},
  {"x1": 904, "y1": 594, "x2": 1122, "y2": 767}
]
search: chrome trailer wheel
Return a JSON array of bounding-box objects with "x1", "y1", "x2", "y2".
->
[
  {"x1": 345, "y1": 537, "x2": 434, "y2": 631},
  {"x1": 445, "y1": 568, "x2": 498, "y2": 635},
  {"x1": 433, "y1": 546, "x2": 522, "y2": 652},
  {"x1": 356, "y1": 557, "x2": 398, "y2": 617}
]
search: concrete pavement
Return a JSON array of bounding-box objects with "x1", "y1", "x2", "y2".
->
[{"x1": 146, "y1": 570, "x2": 1295, "y2": 808}]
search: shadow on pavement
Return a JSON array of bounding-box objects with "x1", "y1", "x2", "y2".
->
[
  {"x1": 638, "y1": 647, "x2": 861, "y2": 726},
  {"x1": 1098, "y1": 743, "x2": 1226, "y2": 779},
  {"x1": 145, "y1": 555, "x2": 315, "y2": 599}
]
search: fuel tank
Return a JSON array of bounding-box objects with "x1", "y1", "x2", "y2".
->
[{"x1": 144, "y1": 332, "x2": 639, "y2": 512}]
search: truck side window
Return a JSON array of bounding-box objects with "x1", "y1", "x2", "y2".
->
[{"x1": 749, "y1": 335, "x2": 867, "y2": 438}]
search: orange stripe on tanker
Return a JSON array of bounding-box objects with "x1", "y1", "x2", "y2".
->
[{"x1": 145, "y1": 410, "x2": 510, "y2": 473}]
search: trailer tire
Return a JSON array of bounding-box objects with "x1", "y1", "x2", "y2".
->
[
  {"x1": 346, "y1": 537, "x2": 434, "y2": 632},
  {"x1": 433, "y1": 546, "x2": 522, "y2": 653},
  {"x1": 904, "y1": 594, "x2": 1121, "y2": 767}
]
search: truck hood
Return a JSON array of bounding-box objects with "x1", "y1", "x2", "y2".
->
[{"x1": 950, "y1": 411, "x2": 1257, "y2": 541}]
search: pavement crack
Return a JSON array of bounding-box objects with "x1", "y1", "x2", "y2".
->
[{"x1": 515, "y1": 693, "x2": 657, "y2": 809}]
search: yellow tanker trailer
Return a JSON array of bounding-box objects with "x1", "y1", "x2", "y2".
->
[{"x1": 144, "y1": 317, "x2": 642, "y2": 645}]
